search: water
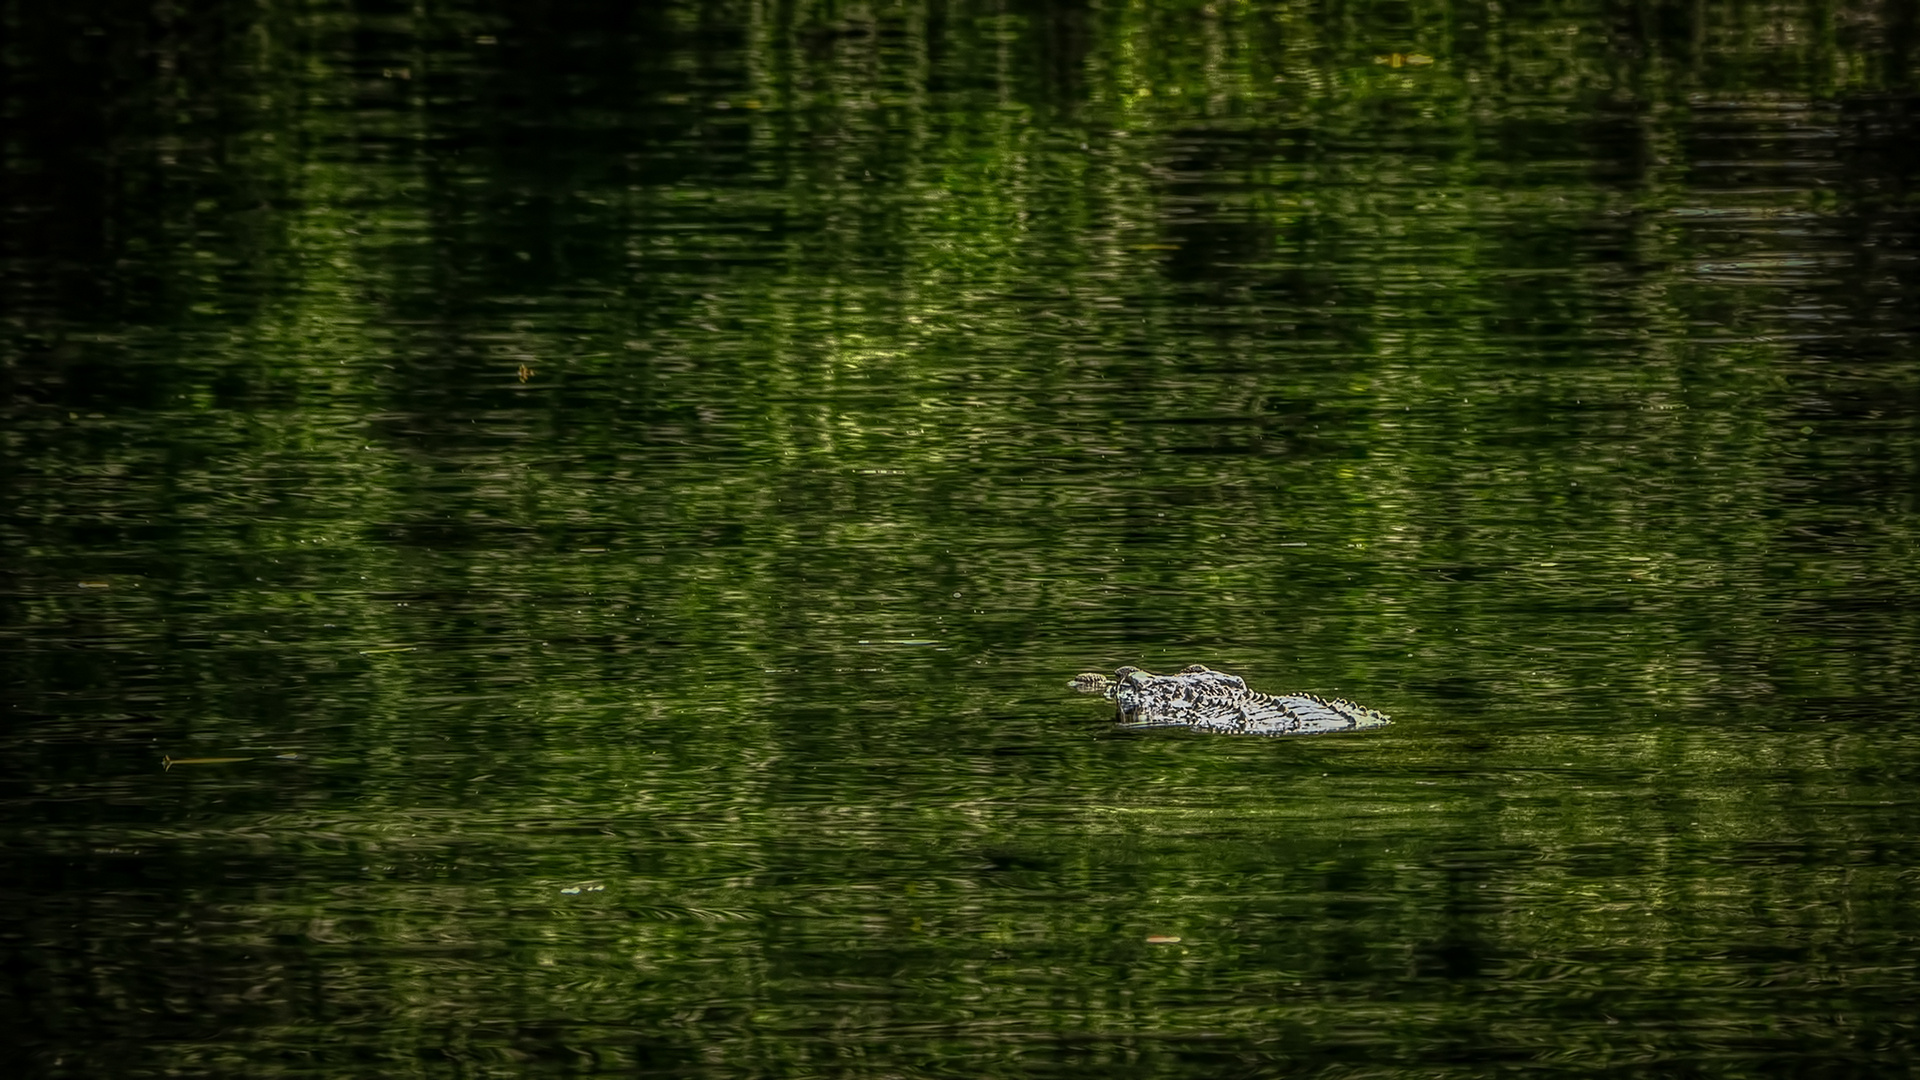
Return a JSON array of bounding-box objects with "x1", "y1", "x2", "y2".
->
[{"x1": 5, "y1": 1, "x2": 1920, "y2": 1076}]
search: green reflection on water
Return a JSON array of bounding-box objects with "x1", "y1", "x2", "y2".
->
[{"x1": 4, "y1": 0, "x2": 1920, "y2": 1076}]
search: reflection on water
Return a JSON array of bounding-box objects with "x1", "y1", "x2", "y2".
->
[{"x1": 5, "y1": 0, "x2": 1920, "y2": 1075}]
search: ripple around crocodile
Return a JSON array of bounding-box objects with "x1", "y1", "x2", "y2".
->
[{"x1": 1070, "y1": 664, "x2": 1392, "y2": 737}]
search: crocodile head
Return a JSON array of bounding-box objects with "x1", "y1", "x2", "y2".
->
[
  {"x1": 1070, "y1": 671, "x2": 1117, "y2": 696},
  {"x1": 1070, "y1": 665, "x2": 1186, "y2": 699}
]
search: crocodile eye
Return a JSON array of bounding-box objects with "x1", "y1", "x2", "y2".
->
[
  {"x1": 1180, "y1": 664, "x2": 1212, "y2": 674},
  {"x1": 1113, "y1": 666, "x2": 1141, "y2": 678}
]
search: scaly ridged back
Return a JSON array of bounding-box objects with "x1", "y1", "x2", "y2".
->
[{"x1": 1070, "y1": 664, "x2": 1391, "y2": 737}]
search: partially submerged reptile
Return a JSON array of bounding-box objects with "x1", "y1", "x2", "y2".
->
[{"x1": 1071, "y1": 664, "x2": 1391, "y2": 737}]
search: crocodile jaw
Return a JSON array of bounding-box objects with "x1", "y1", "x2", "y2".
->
[{"x1": 1070, "y1": 672, "x2": 1118, "y2": 698}]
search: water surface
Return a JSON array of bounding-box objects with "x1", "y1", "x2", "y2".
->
[{"x1": 5, "y1": 1, "x2": 1920, "y2": 1075}]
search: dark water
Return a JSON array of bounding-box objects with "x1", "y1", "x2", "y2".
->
[{"x1": 6, "y1": 1, "x2": 1920, "y2": 1075}]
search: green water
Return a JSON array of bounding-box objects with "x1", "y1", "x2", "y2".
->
[{"x1": 5, "y1": 1, "x2": 1920, "y2": 1075}]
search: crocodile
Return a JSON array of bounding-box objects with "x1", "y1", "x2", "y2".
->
[{"x1": 1071, "y1": 664, "x2": 1391, "y2": 737}]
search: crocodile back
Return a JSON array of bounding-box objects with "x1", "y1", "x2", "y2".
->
[
  {"x1": 1117, "y1": 690, "x2": 1390, "y2": 736},
  {"x1": 1087, "y1": 663, "x2": 1392, "y2": 737}
]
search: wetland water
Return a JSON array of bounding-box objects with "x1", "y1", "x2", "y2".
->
[{"x1": 5, "y1": 1, "x2": 1920, "y2": 1075}]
